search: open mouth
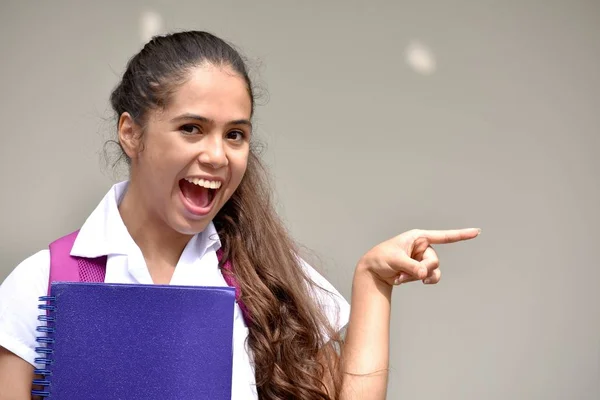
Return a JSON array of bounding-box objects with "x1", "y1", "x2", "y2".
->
[{"x1": 178, "y1": 177, "x2": 221, "y2": 215}]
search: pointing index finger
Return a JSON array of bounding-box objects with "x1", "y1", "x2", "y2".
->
[{"x1": 419, "y1": 228, "x2": 481, "y2": 244}]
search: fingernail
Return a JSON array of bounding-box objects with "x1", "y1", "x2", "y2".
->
[
  {"x1": 477, "y1": 228, "x2": 482, "y2": 234},
  {"x1": 420, "y1": 268, "x2": 428, "y2": 278},
  {"x1": 423, "y1": 278, "x2": 431, "y2": 284}
]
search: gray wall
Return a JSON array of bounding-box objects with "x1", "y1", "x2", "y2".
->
[{"x1": 1, "y1": 1, "x2": 598, "y2": 399}]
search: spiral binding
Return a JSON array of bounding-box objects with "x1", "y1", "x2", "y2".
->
[{"x1": 31, "y1": 295, "x2": 56, "y2": 398}]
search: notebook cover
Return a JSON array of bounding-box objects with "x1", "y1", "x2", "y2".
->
[{"x1": 36, "y1": 282, "x2": 235, "y2": 399}]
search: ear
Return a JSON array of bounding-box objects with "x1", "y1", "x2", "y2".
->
[{"x1": 118, "y1": 112, "x2": 142, "y2": 160}]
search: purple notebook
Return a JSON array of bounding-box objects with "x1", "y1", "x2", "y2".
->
[{"x1": 33, "y1": 282, "x2": 235, "y2": 399}]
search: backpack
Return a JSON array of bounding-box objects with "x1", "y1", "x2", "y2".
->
[{"x1": 47, "y1": 230, "x2": 250, "y2": 325}]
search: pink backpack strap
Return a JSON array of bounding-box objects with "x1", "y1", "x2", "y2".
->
[
  {"x1": 47, "y1": 230, "x2": 107, "y2": 296},
  {"x1": 218, "y1": 249, "x2": 251, "y2": 326}
]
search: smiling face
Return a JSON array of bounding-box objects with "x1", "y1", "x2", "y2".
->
[{"x1": 118, "y1": 63, "x2": 252, "y2": 235}]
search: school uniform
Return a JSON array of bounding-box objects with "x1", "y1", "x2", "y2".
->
[{"x1": 0, "y1": 181, "x2": 350, "y2": 399}]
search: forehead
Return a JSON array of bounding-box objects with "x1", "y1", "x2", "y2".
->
[{"x1": 161, "y1": 64, "x2": 252, "y2": 122}]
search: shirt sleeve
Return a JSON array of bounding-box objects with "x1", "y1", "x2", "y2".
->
[
  {"x1": 299, "y1": 258, "x2": 350, "y2": 339},
  {"x1": 0, "y1": 250, "x2": 50, "y2": 368}
]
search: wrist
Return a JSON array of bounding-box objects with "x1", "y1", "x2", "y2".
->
[{"x1": 353, "y1": 261, "x2": 393, "y2": 298}]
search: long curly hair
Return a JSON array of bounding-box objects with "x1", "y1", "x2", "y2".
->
[{"x1": 108, "y1": 30, "x2": 344, "y2": 399}]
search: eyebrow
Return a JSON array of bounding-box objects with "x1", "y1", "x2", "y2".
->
[{"x1": 170, "y1": 113, "x2": 253, "y2": 129}]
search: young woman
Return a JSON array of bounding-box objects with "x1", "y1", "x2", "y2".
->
[{"x1": 0, "y1": 31, "x2": 479, "y2": 400}]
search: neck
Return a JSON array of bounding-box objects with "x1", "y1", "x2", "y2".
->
[{"x1": 118, "y1": 181, "x2": 192, "y2": 270}]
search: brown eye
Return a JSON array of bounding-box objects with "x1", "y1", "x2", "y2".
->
[
  {"x1": 226, "y1": 130, "x2": 245, "y2": 141},
  {"x1": 180, "y1": 124, "x2": 200, "y2": 135}
]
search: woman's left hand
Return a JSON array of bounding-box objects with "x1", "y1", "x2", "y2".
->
[{"x1": 357, "y1": 228, "x2": 481, "y2": 287}]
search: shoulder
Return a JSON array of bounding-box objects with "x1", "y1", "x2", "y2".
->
[
  {"x1": 298, "y1": 258, "x2": 350, "y2": 334},
  {"x1": 0, "y1": 250, "x2": 50, "y2": 367}
]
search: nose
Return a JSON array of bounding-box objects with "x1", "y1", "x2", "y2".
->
[{"x1": 198, "y1": 133, "x2": 228, "y2": 169}]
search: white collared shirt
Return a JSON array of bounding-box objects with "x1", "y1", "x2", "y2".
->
[{"x1": 0, "y1": 181, "x2": 350, "y2": 399}]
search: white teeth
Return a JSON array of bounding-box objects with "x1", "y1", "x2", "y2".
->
[{"x1": 184, "y1": 177, "x2": 222, "y2": 189}]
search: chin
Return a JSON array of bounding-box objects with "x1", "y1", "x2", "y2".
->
[{"x1": 170, "y1": 217, "x2": 212, "y2": 236}]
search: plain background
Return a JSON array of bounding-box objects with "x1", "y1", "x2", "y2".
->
[{"x1": 0, "y1": 1, "x2": 598, "y2": 399}]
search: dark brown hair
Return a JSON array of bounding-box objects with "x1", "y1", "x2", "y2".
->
[{"x1": 109, "y1": 31, "x2": 343, "y2": 399}]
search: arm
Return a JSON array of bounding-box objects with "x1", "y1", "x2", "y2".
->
[
  {"x1": 338, "y1": 228, "x2": 481, "y2": 400},
  {"x1": 0, "y1": 251, "x2": 51, "y2": 400},
  {"x1": 0, "y1": 347, "x2": 35, "y2": 400},
  {"x1": 340, "y1": 266, "x2": 392, "y2": 400}
]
